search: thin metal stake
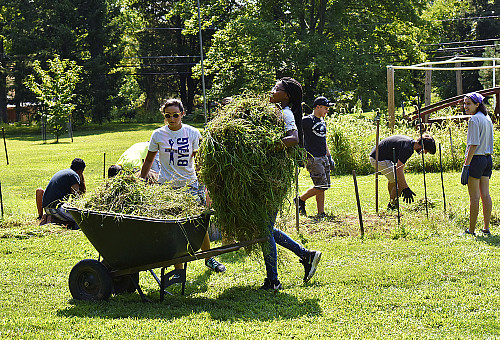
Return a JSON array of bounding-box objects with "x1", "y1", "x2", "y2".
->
[
  {"x1": 103, "y1": 152, "x2": 106, "y2": 179},
  {"x1": 2, "y1": 127, "x2": 8, "y2": 165},
  {"x1": 0, "y1": 179, "x2": 4, "y2": 219},
  {"x1": 393, "y1": 148, "x2": 400, "y2": 226},
  {"x1": 439, "y1": 143, "x2": 446, "y2": 212},
  {"x1": 416, "y1": 97, "x2": 429, "y2": 218},
  {"x1": 352, "y1": 170, "x2": 364, "y2": 238},
  {"x1": 295, "y1": 166, "x2": 299, "y2": 233},
  {"x1": 375, "y1": 117, "x2": 380, "y2": 213}
]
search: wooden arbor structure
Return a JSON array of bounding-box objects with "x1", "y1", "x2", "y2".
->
[{"x1": 387, "y1": 56, "x2": 500, "y2": 129}]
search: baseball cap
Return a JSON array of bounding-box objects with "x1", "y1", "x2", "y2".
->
[{"x1": 313, "y1": 96, "x2": 334, "y2": 107}]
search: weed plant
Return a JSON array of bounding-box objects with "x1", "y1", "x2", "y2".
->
[
  {"x1": 66, "y1": 171, "x2": 207, "y2": 219},
  {"x1": 199, "y1": 95, "x2": 304, "y2": 243}
]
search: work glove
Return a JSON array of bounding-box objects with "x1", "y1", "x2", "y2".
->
[
  {"x1": 461, "y1": 165, "x2": 470, "y2": 185},
  {"x1": 327, "y1": 155, "x2": 335, "y2": 170},
  {"x1": 401, "y1": 187, "x2": 416, "y2": 203}
]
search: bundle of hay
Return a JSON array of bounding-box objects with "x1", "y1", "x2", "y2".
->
[
  {"x1": 199, "y1": 95, "x2": 303, "y2": 242},
  {"x1": 67, "y1": 171, "x2": 207, "y2": 219}
]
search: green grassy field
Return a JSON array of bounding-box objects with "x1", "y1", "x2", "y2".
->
[{"x1": 1, "y1": 122, "x2": 500, "y2": 339}]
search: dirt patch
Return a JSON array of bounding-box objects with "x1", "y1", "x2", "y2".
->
[{"x1": 281, "y1": 212, "x2": 397, "y2": 238}]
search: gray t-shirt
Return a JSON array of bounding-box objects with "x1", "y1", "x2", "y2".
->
[{"x1": 467, "y1": 112, "x2": 493, "y2": 155}]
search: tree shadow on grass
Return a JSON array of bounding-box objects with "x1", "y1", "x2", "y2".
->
[{"x1": 57, "y1": 286, "x2": 322, "y2": 321}]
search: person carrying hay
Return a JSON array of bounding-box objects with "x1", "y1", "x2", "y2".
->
[
  {"x1": 258, "y1": 77, "x2": 322, "y2": 290},
  {"x1": 139, "y1": 98, "x2": 226, "y2": 273}
]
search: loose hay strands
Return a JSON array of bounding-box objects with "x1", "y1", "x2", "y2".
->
[
  {"x1": 199, "y1": 95, "x2": 304, "y2": 243},
  {"x1": 66, "y1": 171, "x2": 207, "y2": 219}
]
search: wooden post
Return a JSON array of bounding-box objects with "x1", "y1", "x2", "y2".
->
[
  {"x1": 2, "y1": 127, "x2": 8, "y2": 165},
  {"x1": 352, "y1": 170, "x2": 364, "y2": 238},
  {"x1": 424, "y1": 67, "x2": 432, "y2": 110},
  {"x1": 375, "y1": 118, "x2": 380, "y2": 213},
  {"x1": 456, "y1": 62, "x2": 463, "y2": 96},
  {"x1": 387, "y1": 66, "x2": 395, "y2": 131}
]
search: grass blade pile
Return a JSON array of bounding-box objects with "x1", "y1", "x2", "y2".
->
[
  {"x1": 199, "y1": 96, "x2": 303, "y2": 242},
  {"x1": 67, "y1": 171, "x2": 207, "y2": 219}
]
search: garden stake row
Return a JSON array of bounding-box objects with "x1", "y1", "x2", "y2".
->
[
  {"x1": 2, "y1": 127, "x2": 8, "y2": 165},
  {"x1": 439, "y1": 143, "x2": 446, "y2": 212},
  {"x1": 352, "y1": 170, "x2": 364, "y2": 238},
  {"x1": 393, "y1": 148, "x2": 400, "y2": 226}
]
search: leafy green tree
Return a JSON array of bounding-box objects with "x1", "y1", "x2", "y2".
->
[{"x1": 24, "y1": 56, "x2": 82, "y2": 142}]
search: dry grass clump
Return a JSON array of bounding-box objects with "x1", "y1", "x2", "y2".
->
[
  {"x1": 199, "y1": 95, "x2": 304, "y2": 242},
  {"x1": 67, "y1": 171, "x2": 207, "y2": 219}
]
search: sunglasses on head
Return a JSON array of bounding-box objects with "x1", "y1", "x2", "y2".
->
[{"x1": 164, "y1": 113, "x2": 180, "y2": 119}]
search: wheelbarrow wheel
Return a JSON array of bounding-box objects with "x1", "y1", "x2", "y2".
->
[
  {"x1": 113, "y1": 273, "x2": 139, "y2": 294},
  {"x1": 69, "y1": 259, "x2": 113, "y2": 301}
]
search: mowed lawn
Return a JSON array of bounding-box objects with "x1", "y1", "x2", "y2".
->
[{"x1": 1, "y1": 122, "x2": 500, "y2": 339}]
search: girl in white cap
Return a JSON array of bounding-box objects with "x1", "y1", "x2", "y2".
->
[{"x1": 461, "y1": 92, "x2": 494, "y2": 236}]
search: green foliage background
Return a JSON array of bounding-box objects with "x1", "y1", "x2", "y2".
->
[{"x1": 327, "y1": 111, "x2": 500, "y2": 176}]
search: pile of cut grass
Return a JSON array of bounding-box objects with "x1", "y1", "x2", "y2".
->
[
  {"x1": 66, "y1": 171, "x2": 207, "y2": 219},
  {"x1": 199, "y1": 95, "x2": 303, "y2": 242}
]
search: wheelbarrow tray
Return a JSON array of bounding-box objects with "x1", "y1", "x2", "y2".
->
[{"x1": 64, "y1": 205, "x2": 210, "y2": 270}]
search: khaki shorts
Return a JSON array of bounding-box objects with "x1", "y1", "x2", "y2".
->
[
  {"x1": 305, "y1": 156, "x2": 330, "y2": 191},
  {"x1": 369, "y1": 157, "x2": 395, "y2": 183}
]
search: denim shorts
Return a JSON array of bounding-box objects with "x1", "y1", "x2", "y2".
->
[{"x1": 469, "y1": 155, "x2": 492, "y2": 179}]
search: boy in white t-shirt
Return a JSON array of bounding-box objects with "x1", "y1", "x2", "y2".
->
[{"x1": 140, "y1": 99, "x2": 225, "y2": 273}]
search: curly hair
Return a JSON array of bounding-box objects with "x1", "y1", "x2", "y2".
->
[{"x1": 280, "y1": 77, "x2": 304, "y2": 146}]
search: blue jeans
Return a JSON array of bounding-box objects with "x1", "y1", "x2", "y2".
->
[{"x1": 262, "y1": 214, "x2": 308, "y2": 281}]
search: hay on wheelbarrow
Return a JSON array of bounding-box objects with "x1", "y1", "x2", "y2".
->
[
  {"x1": 199, "y1": 95, "x2": 303, "y2": 243},
  {"x1": 66, "y1": 171, "x2": 207, "y2": 219}
]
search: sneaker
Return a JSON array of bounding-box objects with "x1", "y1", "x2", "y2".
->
[
  {"x1": 300, "y1": 250, "x2": 322, "y2": 283},
  {"x1": 481, "y1": 229, "x2": 491, "y2": 236},
  {"x1": 462, "y1": 229, "x2": 476, "y2": 236},
  {"x1": 205, "y1": 257, "x2": 226, "y2": 273},
  {"x1": 259, "y1": 278, "x2": 282, "y2": 291},
  {"x1": 387, "y1": 202, "x2": 397, "y2": 210},
  {"x1": 293, "y1": 197, "x2": 307, "y2": 216},
  {"x1": 316, "y1": 212, "x2": 327, "y2": 220}
]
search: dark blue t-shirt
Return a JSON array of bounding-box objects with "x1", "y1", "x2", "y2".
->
[
  {"x1": 302, "y1": 114, "x2": 327, "y2": 157},
  {"x1": 42, "y1": 168, "x2": 80, "y2": 208},
  {"x1": 370, "y1": 135, "x2": 415, "y2": 164}
]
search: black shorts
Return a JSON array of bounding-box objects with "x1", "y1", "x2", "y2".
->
[{"x1": 469, "y1": 155, "x2": 492, "y2": 179}]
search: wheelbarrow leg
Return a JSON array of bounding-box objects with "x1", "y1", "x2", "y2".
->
[
  {"x1": 130, "y1": 276, "x2": 151, "y2": 303},
  {"x1": 160, "y1": 267, "x2": 187, "y2": 302}
]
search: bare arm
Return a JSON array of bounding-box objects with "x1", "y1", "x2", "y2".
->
[
  {"x1": 281, "y1": 129, "x2": 299, "y2": 148},
  {"x1": 396, "y1": 160, "x2": 409, "y2": 191},
  {"x1": 140, "y1": 151, "x2": 158, "y2": 178},
  {"x1": 463, "y1": 145, "x2": 478, "y2": 166}
]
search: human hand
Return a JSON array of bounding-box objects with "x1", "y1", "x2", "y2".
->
[
  {"x1": 461, "y1": 165, "x2": 470, "y2": 185},
  {"x1": 401, "y1": 187, "x2": 416, "y2": 203},
  {"x1": 327, "y1": 155, "x2": 335, "y2": 169}
]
